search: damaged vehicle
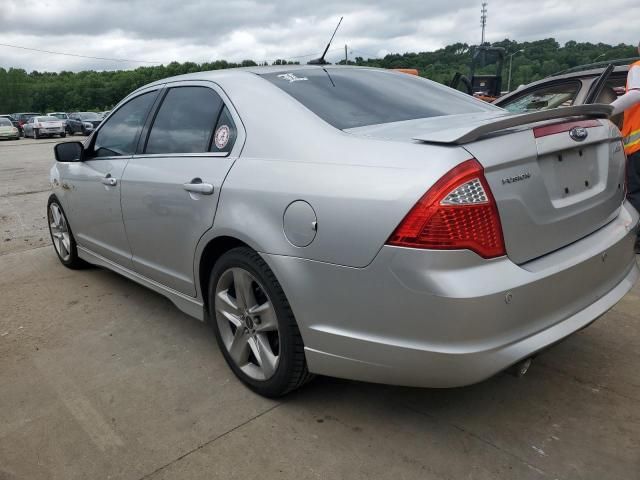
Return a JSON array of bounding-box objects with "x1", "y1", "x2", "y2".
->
[{"x1": 48, "y1": 66, "x2": 638, "y2": 397}]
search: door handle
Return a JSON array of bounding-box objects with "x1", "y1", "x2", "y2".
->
[
  {"x1": 183, "y1": 178, "x2": 214, "y2": 195},
  {"x1": 101, "y1": 174, "x2": 117, "y2": 186}
]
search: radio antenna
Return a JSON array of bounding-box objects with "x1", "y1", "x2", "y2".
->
[{"x1": 308, "y1": 17, "x2": 343, "y2": 65}]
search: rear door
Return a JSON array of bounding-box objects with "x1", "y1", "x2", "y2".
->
[
  {"x1": 464, "y1": 119, "x2": 626, "y2": 264},
  {"x1": 120, "y1": 81, "x2": 243, "y2": 296}
]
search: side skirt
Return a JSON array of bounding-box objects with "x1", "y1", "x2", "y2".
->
[{"x1": 77, "y1": 246, "x2": 205, "y2": 321}]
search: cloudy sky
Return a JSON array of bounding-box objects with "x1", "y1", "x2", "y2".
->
[{"x1": 0, "y1": 0, "x2": 638, "y2": 72}]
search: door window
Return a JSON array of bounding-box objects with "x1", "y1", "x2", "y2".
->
[
  {"x1": 210, "y1": 106, "x2": 237, "y2": 154},
  {"x1": 500, "y1": 81, "x2": 581, "y2": 113},
  {"x1": 145, "y1": 86, "x2": 224, "y2": 154},
  {"x1": 93, "y1": 91, "x2": 157, "y2": 157}
]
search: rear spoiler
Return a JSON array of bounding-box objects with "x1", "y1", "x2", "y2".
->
[{"x1": 412, "y1": 104, "x2": 614, "y2": 145}]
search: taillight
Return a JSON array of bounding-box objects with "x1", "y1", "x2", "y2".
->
[{"x1": 386, "y1": 159, "x2": 506, "y2": 258}]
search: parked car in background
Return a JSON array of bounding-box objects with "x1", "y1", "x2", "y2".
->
[
  {"x1": 494, "y1": 60, "x2": 637, "y2": 129},
  {"x1": 49, "y1": 66, "x2": 638, "y2": 397},
  {"x1": 99, "y1": 111, "x2": 111, "y2": 119},
  {"x1": 12, "y1": 112, "x2": 41, "y2": 136},
  {"x1": 67, "y1": 112, "x2": 102, "y2": 135},
  {"x1": 0, "y1": 115, "x2": 21, "y2": 134},
  {"x1": 23, "y1": 115, "x2": 66, "y2": 139},
  {"x1": 48, "y1": 112, "x2": 70, "y2": 132},
  {"x1": 0, "y1": 117, "x2": 20, "y2": 140}
]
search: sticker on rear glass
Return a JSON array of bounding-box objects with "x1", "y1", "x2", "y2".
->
[
  {"x1": 277, "y1": 73, "x2": 308, "y2": 83},
  {"x1": 214, "y1": 125, "x2": 230, "y2": 149}
]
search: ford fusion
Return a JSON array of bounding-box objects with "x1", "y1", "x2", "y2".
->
[{"x1": 48, "y1": 66, "x2": 639, "y2": 397}]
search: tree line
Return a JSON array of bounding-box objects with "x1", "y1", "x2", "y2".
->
[{"x1": 0, "y1": 38, "x2": 637, "y2": 114}]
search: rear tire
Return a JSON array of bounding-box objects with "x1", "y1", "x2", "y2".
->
[
  {"x1": 208, "y1": 247, "x2": 313, "y2": 397},
  {"x1": 34, "y1": 129, "x2": 39, "y2": 139},
  {"x1": 47, "y1": 195, "x2": 89, "y2": 269},
  {"x1": 60, "y1": 132, "x2": 66, "y2": 138}
]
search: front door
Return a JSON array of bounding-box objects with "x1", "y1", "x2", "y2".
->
[
  {"x1": 63, "y1": 89, "x2": 160, "y2": 267},
  {"x1": 121, "y1": 83, "x2": 242, "y2": 296}
]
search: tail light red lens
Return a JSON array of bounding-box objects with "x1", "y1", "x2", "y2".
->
[{"x1": 386, "y1": 159, "x2": 506, "y2": 258}]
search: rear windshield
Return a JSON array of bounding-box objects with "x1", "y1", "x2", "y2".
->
[
  {"x1": 77, "y1": 112, "x2": 100, "y2": 120},
  {"x1": 260, "y1": 68, "x2": 498, "y2": 129},
  {"x1": 37, "y1": 116, "x2": 59, "y2": 122},
  {"x1": 0, "y1": 118, "x2": 12, "y2": 126}
]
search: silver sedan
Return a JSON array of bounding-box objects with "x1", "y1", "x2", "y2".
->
[{"x1": 48, "y1": 66, "x2": 638, "y2": 397}]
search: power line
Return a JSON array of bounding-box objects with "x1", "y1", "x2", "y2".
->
[{"x1": 0, "y1": 42, "x2": 162, "y2": 64}]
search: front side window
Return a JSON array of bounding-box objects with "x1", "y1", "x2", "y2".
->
[
  {"x1": 500, "y1": 81, "x2": 581, "y2": 113},
  {"x1": 93, "y1": 92, "x2": 157, "y2": 157},
  {"x1": 261, "y1": 69, "x2": 499, "y2": 130},
  {"x1": 145, "y1": 86, "x2": 224, "y2": 154}
]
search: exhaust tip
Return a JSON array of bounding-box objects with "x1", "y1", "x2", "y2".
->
[{"x1": 510, "y1": 358, "x2": 533, "y2": 378}]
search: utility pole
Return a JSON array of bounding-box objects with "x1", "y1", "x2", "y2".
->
[
  {"x1": 480, "y1": 2, "x2": 488, "y2": 45},
  {"x1": 345, "y1": 44, "x2": 348, "y2": 64}
]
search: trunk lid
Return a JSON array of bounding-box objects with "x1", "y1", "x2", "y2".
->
[
  {"x1": 463, "y1": 119, "x2": 625, "y2": 263},
  {"x1": 346, "y1": 105, "x2": 625, "y2": 264}
]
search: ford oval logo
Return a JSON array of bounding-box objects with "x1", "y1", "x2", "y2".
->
[{"x1": 569, "y1": 126, "x2": 588, "y2": 142}]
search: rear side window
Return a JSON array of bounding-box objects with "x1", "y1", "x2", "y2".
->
[
  {"x1": 94, "y1": 91, "x2": 157, "y2": 157},
  {"x1": 210, "y1": 106, "x2": 237, "y2": 153},
  {"x1": 145, "y1": 86, "x2": 224, "y2": 154},
  {"x1": 260, "y1": 69, "x2": 498, "y2": 129}
]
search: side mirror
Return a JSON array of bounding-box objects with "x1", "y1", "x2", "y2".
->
[{"x1": 54, "y1": 141, "x2": 84, "y2": 162}]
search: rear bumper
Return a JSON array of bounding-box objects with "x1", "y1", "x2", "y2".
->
[{"x1": 262, "y1": 201, "x2": 639, "y2": 388}]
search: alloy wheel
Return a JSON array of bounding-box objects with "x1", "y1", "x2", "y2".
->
[
  {"x1": 48, "y1": 203, "x2": 71, "y2": 261},
  {"x1": 214, "y1": 267, "x2": 280, "y2": 380}
]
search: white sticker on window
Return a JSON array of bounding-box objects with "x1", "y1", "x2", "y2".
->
[
  {"x1": 277, "y1": 73, "x2": 308, "y2": 83},
  {"x1": 214, "y1": 125, "x2": 230, "y2": 149}
]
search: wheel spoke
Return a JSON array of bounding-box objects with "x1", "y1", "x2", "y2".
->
[
  {"x1": 232, "y1": 268, "x2": 256, "y2": 310},
  {"x1": 51, "y1": 206, "x2": 61, "y2": 227},
  {"x1": 228, "y1": 328, "x2": 250, "y2": 365},
  {"x1": 250, "y1": 334, "x2": 278, "y2": 378},
  {"x1": 215, "y1": 289, "x2": 242, "y2": 327},
  {"x1": 61, "y1": 235, "x2": 71, "y2": 257},
  {"x1": 250, "y1": 301, "x2": 278, "y2": 332},
  {"x1": 53, "y1": 237, "x2": 62, "y2": 254}
]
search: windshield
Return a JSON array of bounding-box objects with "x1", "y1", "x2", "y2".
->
[
  {"x1": 37, "y1": 116, "x2": 60, "y2": 122},
  {"x1": 0, "y1": 118, "x2": 12, "y2": 127},
  {"x1": 77, "y1": 112, "x2": 101, "y2": 120},
  {"x1": 260, "y1": 68, "x2": 499, "y2": 129}
]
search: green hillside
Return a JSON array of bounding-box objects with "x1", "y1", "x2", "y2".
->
[{"x1": 0, "y1": 38, "x2": 637, "y2": 113}]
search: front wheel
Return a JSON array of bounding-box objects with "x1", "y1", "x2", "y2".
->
[
  {"x1": 208, "y1": 247, "x2": 313, "y2": 397},
  {"x1": 34, "y1": 129, "x2": 39, "y2": 139},
  {"x1": 47, "y1": 196, "x2": 88, "y2": 269}
]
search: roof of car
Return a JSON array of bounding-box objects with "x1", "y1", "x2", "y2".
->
[
  {"x1": 544, "y1": 64, "x2": 629, "y2": 81},
  {"x1": 135, "y1": 65, "x2": 397, "y2": 92},
  {"x1": 495, "y1": 63, "x2": 633, "y2": 106}
]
